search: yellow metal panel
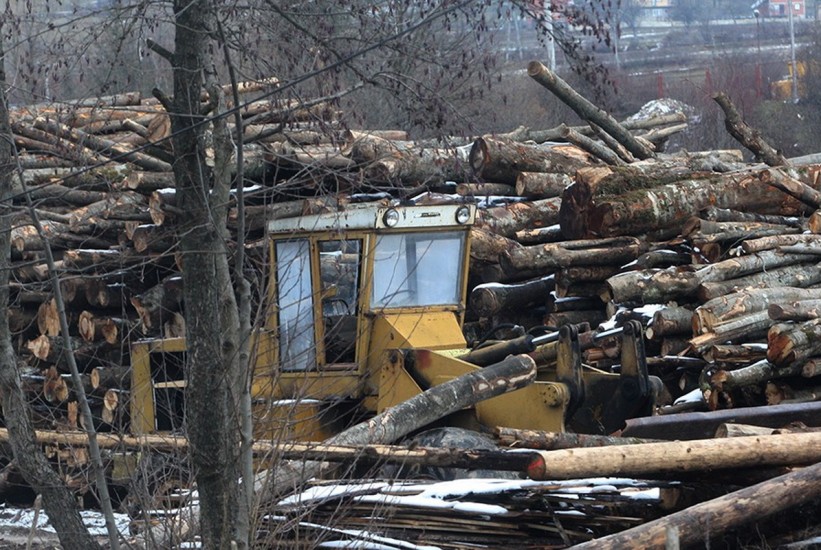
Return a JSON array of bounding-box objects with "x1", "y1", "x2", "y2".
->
[
  {"x1": 129, "y1": 342, "x2": 155, "y2": 435},
  {"x1": 476, "y1": 383, "x2": 569, "y2": 433},
  {"x1": 369, "y1": 311, "x2": 466, "y2": 353},
  {"x1": 252, "y1": 400, "x2": 335, "y2": 442},
  {"x1": 376, "y1": 354, "x2": 423, "y2": 413},
  {"x1": 251, "y1": 371, "x2": 363, "y2": 401}
]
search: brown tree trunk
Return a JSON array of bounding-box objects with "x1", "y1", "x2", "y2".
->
[
  {"x1": 163, "y1": 4, "x2": 244, "y2": 546},
  {"x1": 0, "y1": 35, "x2": 101, "y2": 550},
  {"x1": 130, "y1": 275, "x2": 184, "y2": 334},
  {"x1": 494, "y1": 427, "x2": 659, "y2": 449},
  {"x1": 469, "y1": 276, "x2": 555, "y2": 318},
  {"x1": 515, "y1": 171, "x2": 572, "y2": 198},
  {"x1": 526, "y1": 431, "x2": 821, "y2": 480},
  {"x1": 527, "y1": 61, "x2": 655, "y2": 160},
  {"x1": 645, "y1": 305, "x2": 694, "y2": 340},
  {"x1": 571, "y1": 458, "x2": 821, "y2": 549},
  {"x1": 586, "y1": 172, "x2": 805, "y2": 237},
  {"x1": 769, "y1": 299, "x2": 821, "y2": 322},
  {"x1": 695, "y1": 288, "x2": 821, "y2": 333},
  {"x1": 474, "y1": 198, "x2": 562, "y2": 238},
  {"x1": 469, "y1": 136, "x2": 590, "y2": 184},
  {"x1": 605, "y1": 251, "x2": 812, "y2": 304},
  {"x1": 505, "y1": 236, "x2": 644, "y2": 273},
  {"x1": 697, "y1": 262, "x2": 821, "y2": 302},
  {"x1": 768, "y1": 319, "x2": 821, "y2": 367},
  {"x1": 759, "y1": 167, "x2": 821, "y2": 208},
  {"x1": 714, "y1": 92, "x2": 789, "y2": 167}
]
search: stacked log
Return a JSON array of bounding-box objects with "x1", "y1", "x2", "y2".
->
[{"x1": 10, "y1": 64, "x2": 821, "y2": 548}]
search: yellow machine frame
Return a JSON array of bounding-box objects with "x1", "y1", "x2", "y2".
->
[{"x1": 130, "y1": 204, "x2": 637, "y2": 442}]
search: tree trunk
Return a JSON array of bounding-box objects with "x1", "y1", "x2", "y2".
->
[
  {"x1": 701, "y1": 205, "x2": 803, "y2": 227},
  {"x1": 526, "y1": 431, "x2": 821, "y2": 480},
  {"x1": 572, "y1": 458, "x2": 821, "y2": 549},
  {"x1": 0, "y1": 34, "x2": 101, "y2": 550},
  {"x1": 585, "y1": 172, "x2": 805, "y2": 237},
  {"x1": 714, "y1": 92, "x2": 789, "y2": 167},
  {"x1": 494, "y1": 427, "x2": 658, "y2": 449},
  {"x1": 759, "y1": 167, "x2": 821, "y2": 208},
  {"x1": 742, "y1": 233, "x2": 821, "y2": 254},
  {"x1": 505, "y1": 236, "x2": 644, "y2": 273},
  {"x1": 697, "y1": 262, "x2": 821, "y2": 302},
  {"x1": 469, "y1": 136, "x2": 590, "y2": 185},
  {"x1": 556, "y1": 123, "x2": 624, "y2": 165},
  {"x1": 694, "y1": 288, "x2": 821, "y2": 333},
  {"x1": 474, "y1": 198, "x2": 561, "y2": 238},
  {"x1": 689, "y1": 311, "x2": 773, "y2": 354},
  {"x1": 164, "y1": 2, "x2": 243, "y2": 547},
  {"x1": 768, "y1": 319, "x2": 821, "y2": 367},
  {"x1": 604, "y1": 250, "x2": 812, "y2": 304},
  {"x1": 515, "y1": 171, "x2": 572, "y2": 198},
  {"x1": 527, "y1": 61, "x2": 655, "y2": 160},
  {"x1": 469, "y1": 276, "x2": 555, "y2": 318},
  {"x1": 645, "y1": 305, "x2": 694, "y2": 340},
  {"x1": 769, "y1": 299, "x2": 821, "y2": 322}
]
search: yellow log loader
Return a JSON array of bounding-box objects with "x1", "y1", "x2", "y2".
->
[{"x1": 129, "y1": 203, "x2": 660, "y2": 445}]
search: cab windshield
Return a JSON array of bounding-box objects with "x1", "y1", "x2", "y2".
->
[{"x1": 371, "y1": 231, "x2": 465, "y2": 308}]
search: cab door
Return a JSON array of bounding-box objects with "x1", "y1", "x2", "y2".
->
[
  {"x1": 274, "y1": 238, "x2": 316, "y2": 371},
  {"x1": 317, "y1": 238, "x2": 362, "y2": 367},
  {"x1": 274, "y1": 237, "x2": 363, "y2": 371}
]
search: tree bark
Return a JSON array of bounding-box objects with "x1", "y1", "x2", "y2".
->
[
  {"x1": 556, "y1": 123, "x2": 624, "y2": 165},
  {"x1": 495, "y1": 427, "x2": 659, "y2": 449},
  {"x1": 515, "y1": 171, "x2": 572, "y2": 198},
  {"x1": 586, "y1": 172, "x2": 805, "y2": 237},
  {"x1": 769, "y1": 300, "x2": 821, "y2": 322},
  {"x1": 527, "y1": 61, "x2": 655, "y2": 160},
  {"x1": 469, "y1": 136, "x2": 590, "y2": 185},
  {"x1": 689, "y1": 311, "x2": 773, "y2": 354},
  {"x1": 604, "y1": 251, "x2": 812, "y2": 304},
  {"x1": 645, "y1": 305, "x2": 694, "y2": 340},
  {"x1": 469, "y1": 276, "x2": 555, "y2": 318},
  {"x1": 759, "y1": 167, "x2": 821, "y2": 208},
  {"x1": 742, "y1": 233, "x2": 821, "y2": 254},
  {"x1": 164, "y1": 2, "x2": 244, "y2": 547},
  {"x1": 526, "y1": 431, "x2": 821, "y2": 481},
  {"x1": 714, "y1": 92, "x2": 789, "y2": 167},
  {"x1": 701, "y1": 205, "x2": 803, "y2": 227},
  {"x1": 0, "y1": 33, "x2": 102, "y2": 550},
  {"x1": 571, "y1": 458, "x2": 821, "y2": 549},
  {"x1": 694, "y1": 288, "x2": 821, "y2": 334},
  {"x1": 474, "y1": 197, "x2": 562, "y2": 238},
  {"x1": 505, "y1": 236, "x2": 644, "y2": 273},
  {"x1": 768, "y1": 319, "x2": 821, "y2": 367},
  {"x1": 697, "y1": 262, "x2": 821, "y2": 302}
]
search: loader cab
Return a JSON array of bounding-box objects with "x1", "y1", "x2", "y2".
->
[{"x1": 266, "y1": 204, "x2": 476, "y2": 375}]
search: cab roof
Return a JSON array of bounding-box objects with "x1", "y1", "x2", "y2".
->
[{"x1": 267, "y1": 203, "x2": 476, "y2": 234}]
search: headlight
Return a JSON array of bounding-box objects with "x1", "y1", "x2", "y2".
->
[
  {"x1": 455, "y1": 205, "x2": 471, "y2": 225},
  {"x1": 383, "y1": 208, "x2": 400, "y2": 227}
]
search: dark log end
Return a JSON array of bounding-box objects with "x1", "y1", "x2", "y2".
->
[{"x1": 469, "y1": 138, "x2": 488, "y2": 176}]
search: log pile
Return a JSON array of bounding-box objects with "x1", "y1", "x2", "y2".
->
[{"x1": 7, "y1": 65, "x2": 821, "y2": 546}]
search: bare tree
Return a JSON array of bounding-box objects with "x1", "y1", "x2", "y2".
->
[{"x1": 0, "y1": 23, "x2": 102, "y2": 550}]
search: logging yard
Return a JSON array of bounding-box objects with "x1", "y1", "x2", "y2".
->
[{"x1": 8, "y1": 52, "x2": 821, "y2": 549}]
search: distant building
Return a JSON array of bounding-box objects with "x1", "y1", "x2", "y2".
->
[
  {"x1": 752, "y1": 0, "x2": 806, "y2": 18},
  {"x1": 634, "y1": 0, "x2": 673, "y2": 20}
]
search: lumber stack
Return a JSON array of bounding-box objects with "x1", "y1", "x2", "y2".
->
[{"x1": 8, "y1": 65, "x2": 821, "y2": 549}]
